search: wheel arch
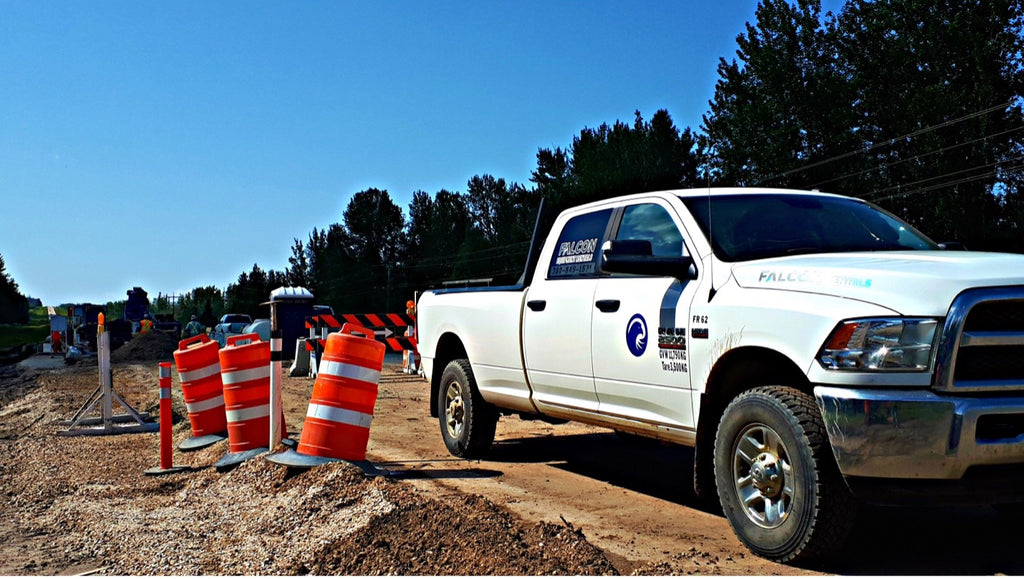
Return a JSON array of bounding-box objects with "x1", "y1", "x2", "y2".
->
[
  {"x1": 693, "y1": 346, "x2": 811, "y2": 498},
  {"x1": 429, "y1": 332, "x2": 469, "y2": 418}
]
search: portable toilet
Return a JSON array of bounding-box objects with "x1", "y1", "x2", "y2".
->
[{"x1": 267, "y1": 286, "x2": 314, "y2": 359}]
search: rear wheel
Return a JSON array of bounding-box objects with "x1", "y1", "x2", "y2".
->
[
  {"x1": 714, "y1": 386, "x2": 856, "y2": 563},
  {"x1": 438, "y1": 359, "x2": 498, "y2": 458}
]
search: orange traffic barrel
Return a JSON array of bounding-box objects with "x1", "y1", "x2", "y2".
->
[
  {"x1": 296, "y1": 323, "x2": 385, "y2": 461},
  {"x1": 216, "y1": 333, "x2": 287, "y2": 461},
  {"x1": 173, "y1": 334, "x2": 228, "y2": 451}
]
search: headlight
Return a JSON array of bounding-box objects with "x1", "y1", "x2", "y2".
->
[{"x1": 818, "y1": 318, "x2": 939, "y2": 371}]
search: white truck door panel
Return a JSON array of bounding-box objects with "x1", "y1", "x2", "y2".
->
[
  {"x1": 592, "y1": 201, "x2": 697, "y2": 429},
  {"x1": 522, "y1": 207, "x2": 614, "y2": 412},
  {"x1": 522, "y1": 279, "x2": 599, "y2": 410}
]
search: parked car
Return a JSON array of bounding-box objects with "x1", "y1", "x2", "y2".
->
[{"x1": 211, "y1": 314, "x2": 253, "y2": 346}]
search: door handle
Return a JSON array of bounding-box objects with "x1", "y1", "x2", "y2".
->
[
  {"x1": 595, "y1": 299, "x2": 620, "y2": 312},
  {"x1": 527, "y1": 300, "x2": 546, "y2": 311}
]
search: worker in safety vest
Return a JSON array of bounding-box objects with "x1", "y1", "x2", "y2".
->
[
  {"x1": 140, "y1": 315, "x2": 154, "y2": 333},
  {"x1": 51, "y1": 330, "x2": 62, "y2": 355},
  {"x1": 183, "y1": 315, "x2": 204, "y2": 339}
]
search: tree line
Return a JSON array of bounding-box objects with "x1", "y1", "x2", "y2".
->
[
  {"x1": 0, "y1": 253, "x2": 30, "y2": 324},
  {"x1": 14, "y1": 0, "x2": 1009, "y2": 323}
]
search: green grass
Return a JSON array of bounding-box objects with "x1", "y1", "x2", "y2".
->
[
  {"x1": 0, "y1": 323, "x2": 48, "y2": 349},
  {"x1": 0, "y1": 306, "x2": 59, "y2": 349}
]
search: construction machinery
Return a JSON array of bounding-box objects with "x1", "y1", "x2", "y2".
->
[{"x1": 125, "y1": 287, "x2": 183, "y2": 336}]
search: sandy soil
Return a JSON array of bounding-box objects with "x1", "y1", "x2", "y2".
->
[{"x1": 2, "y1": 346, "x2": 1022, "y2": 575}]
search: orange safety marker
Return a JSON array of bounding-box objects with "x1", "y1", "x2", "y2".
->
[
  {"x1": 145, "y1": 363, "x2": 186, "y2": 476},
  {"x1": 214, "y1": 333, "x2": 288, "y2": 471},
  {"x1": 267, "y1": 324, "x2": 388, "y2": 476},
  {"x1": 173, "y1": 335, "x2": 228, "y2": 451}
]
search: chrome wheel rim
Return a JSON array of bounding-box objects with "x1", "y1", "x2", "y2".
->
[
  {"x1": 444, "y1": 381, "x2": 466, "y2": 439},
  {"x1": 732, "y1": 423, "x2": 794, "y2": 529}
]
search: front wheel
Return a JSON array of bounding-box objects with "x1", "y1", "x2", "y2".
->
[
  {"x1": 437, "y1": 359, "x2": 498, "y2": 458},
  {"x1": 714, "y1": 386, "x2": 856, "y2": 563}
]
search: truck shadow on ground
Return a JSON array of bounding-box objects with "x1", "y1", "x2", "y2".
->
[
  {"x1": 490, "y1": 431, "x2": 698, "y2": 505},
  {"x1": 489, "y1": 431, "x2": 1023, "y2": 575},
  {"x1": 388, "y1": 465, "x2": 505, "y2": 481}
]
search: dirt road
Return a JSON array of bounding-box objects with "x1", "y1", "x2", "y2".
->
[
  {"x1": 2, "y1": 350, "x2": 1022, "y2": 575},
  {"x1": 361, "y1": 370, "x2": 1024, "y2": 576}
]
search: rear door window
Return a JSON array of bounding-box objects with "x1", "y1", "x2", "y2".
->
[{"x1": 548, "y1": 209, "x2": 613, "y2": 279}]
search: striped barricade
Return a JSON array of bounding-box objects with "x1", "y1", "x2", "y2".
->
[
  {"x1": 172, "y1": 335, "x2": 228, "y2": 451},
  {"x1": 266, "y1": 324, "x2": 389, "y2": 476},
  {"x1": 214, "y1": 333, "x2": 287, "y2": 471}
]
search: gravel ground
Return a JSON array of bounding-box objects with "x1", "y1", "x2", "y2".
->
[{"x1": 0, "y1": 359, "x2": 618, "y2": 576}]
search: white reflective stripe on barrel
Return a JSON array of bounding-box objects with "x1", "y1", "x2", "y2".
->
[
  {"x1": 159, "y1": 367, "x2": 171, "y2": 379},
  {"x1": 306, "y1": 403, "x2": 373, "y2": 429},
  {"x1": 178, "y1": 364, "x2": 221, "y2": 383},
  {"x1": 225, "y1": 404, "x2": 270, "y2": 422},
  {"x1": 185, "y1": 394, "x2": 225, "y2": 414},
  {"x1": 160, "y1": 387, "x2": 172, "y2": 399},
  {"x1": 318, "y1": 360, "x2": 380, "y2": 385},
  {"x1": 221, "y1": 365, "x2": 271, "y2": 385}
]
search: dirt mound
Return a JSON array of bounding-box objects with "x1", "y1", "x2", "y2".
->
[
  {"x1": 0, "y1": 364, "x2": 619, "y2": 576},
  {"x1": 303, "y1": 486, "x2": 616, "y2": 575},
  {"x1": 110, "y1": 331, "x2": 178, "y2": 363}
]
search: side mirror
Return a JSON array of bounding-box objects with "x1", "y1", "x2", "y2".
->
[{"x1": 601, "y1": 239, "x2": 697, "y2": 280}]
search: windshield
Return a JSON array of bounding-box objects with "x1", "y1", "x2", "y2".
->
[
  {"x1": 680, "y1": 193, "x2": 937, "y2": 262},
  {"x1": 220, "y1": 314, "x2": 251, "y2": 324}
]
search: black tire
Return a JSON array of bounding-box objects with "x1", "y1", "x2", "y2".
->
[
  {"x1": 437, "y1": 359, "x2": 498, "y2": 458},
  {"x1": 714, "y1": 386, "x2": 856, "y2": 563}
]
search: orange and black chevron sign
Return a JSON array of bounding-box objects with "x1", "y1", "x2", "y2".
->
[
  {"x1": 307, "y1": 313, "x2": 415, "y2": 329},
  {"x1": 304, "y1": 335, "x2": 417, "y2": 353},
  {"x1": 303, "y1": 312, "x2": 418, "y2": 353}
]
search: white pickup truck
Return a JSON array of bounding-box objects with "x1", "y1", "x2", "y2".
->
[{"x1": 415, "y1": 188, "x2": 1024, "y2": 563}]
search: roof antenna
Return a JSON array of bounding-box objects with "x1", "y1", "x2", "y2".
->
[{"x1": 706, "y1": 160, "x2": 718, "y2": 302}]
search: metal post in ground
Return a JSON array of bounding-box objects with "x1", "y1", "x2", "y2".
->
[
  {"x1": 267, "y1": 299, "x2": 291, "y2": 451},
  {"x1": 59, "y1": 313, "x2": 157, "y2": 436},
  {"x1": 100, "y1": 315, "x2": 112, "y2": 429},
  {"x1": 269, "y1": 328, "x2": 283, "y2": 450}
]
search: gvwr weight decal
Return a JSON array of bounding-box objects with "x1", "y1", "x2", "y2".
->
[{"x1": 658, "y1": 327, "x2": 688, "y2": 373}]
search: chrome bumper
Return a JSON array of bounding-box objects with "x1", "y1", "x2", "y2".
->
[{"x1": 814, "y1": 386, "x2": 1024, "y2": 479}]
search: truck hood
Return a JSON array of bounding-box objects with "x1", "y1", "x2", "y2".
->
[{"x1": 730, "y1": 251, "x2": 1024, "y2": 316}]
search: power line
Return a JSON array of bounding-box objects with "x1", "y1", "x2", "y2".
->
[
  {"x1": 805, "y1": 123, "x2": 1024, "y2": 190},
  {"x1": 871, "y1": 161, "x2": 1024, "y2": 204},
  {"x1": 865, "y1": 153, "x2": 1024, "y2": 201},
  {"x1": 753, "y1": 100, "x2": 1017, "y2": 186}
]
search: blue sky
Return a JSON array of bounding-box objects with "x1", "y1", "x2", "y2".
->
[{"x1": 1, "y1": 1, "x2": 842, "y2": 306}]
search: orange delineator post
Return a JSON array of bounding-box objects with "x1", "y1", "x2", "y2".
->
[
  {"x1": 159, "y1": 362, "x2": 172, "y2": 469},
  {"x1": 144, "y1": 362, "x2": 185, "y2": 476}
]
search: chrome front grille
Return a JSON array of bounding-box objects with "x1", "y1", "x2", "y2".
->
[{"x1": 934, "y1": 287, "x2": 1024, "y2": 392}]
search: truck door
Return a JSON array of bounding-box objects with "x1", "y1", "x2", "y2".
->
[
  {"x1": 591, "y1": 201, "x2": 697, "y2": 429},
  {"x1": 522, "y1": 208, "x2": 614, "y2": 413}
]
